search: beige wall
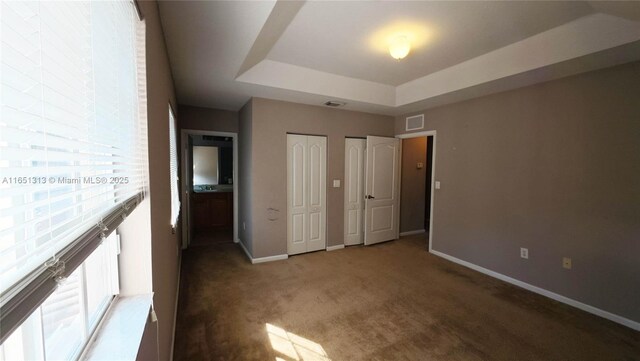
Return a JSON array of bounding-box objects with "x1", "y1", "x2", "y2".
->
[
  {"x1": 139, "y1": 1, "x2": 180, "y2": 360},
  {"x1": 247, "y1": 98, "x2": 394, "y2": 258},
  {"x1": 395, "y1": 61, "x2": 640, "y2": 323},
  {"x1": 400, "y1": 137, "x2": 427, "y2": 233},
  {"x1": 178, "y1": 105, "x2": 238, "y2": 133}
]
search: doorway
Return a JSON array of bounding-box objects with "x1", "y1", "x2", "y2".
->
[
  {"x1": 181, "y1": 130, "x2": 238, "y2": 248},
  {"x1": 424, "y1": 136, "x2": 434, "y2": 233},
  {"x1": 398, "y1": 131, "x2": 436, "y2": 250}
]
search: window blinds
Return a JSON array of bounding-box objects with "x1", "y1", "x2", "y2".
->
[
  {"x1": 0, "y1": 0, "x2": 145, "y2": 306},
  {"x1": 169, "y1": 106, "x2": 180, "y2": 228}
]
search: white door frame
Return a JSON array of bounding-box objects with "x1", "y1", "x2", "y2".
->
[
  {"x1": 396, "y1": 130, "x2": 437, "y2": 252},
  {"x1": 180, "y1": 129, "x2": 238, "y2": 248}
]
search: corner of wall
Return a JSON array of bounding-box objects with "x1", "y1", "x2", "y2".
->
[
  {"x1": 238, "y1": 100, "x2": 254, "y2": 256},
  {"x1": 137, "y1": 1, "x2": 180, "y2": 360}
]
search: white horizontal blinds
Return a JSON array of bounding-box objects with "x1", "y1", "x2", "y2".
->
[
  {"x1": 0, "y1": 1, "x2": 144, "y2": 296},
  {"x1": 92, "y1": 1, "x2": 146, "y2": 202},
  {"x1": 169, "y1": 106, "x2": 180, "y2": 227}
]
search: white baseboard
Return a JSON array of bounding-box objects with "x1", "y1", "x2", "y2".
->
[
  {"x1": 430, "y1": 249, "x2": 640, "y2": 332},
  {"x1": 326, "y1": 244, "x2": 345, "y2": 251},
  {"x1": 400, "y1": 229, "x2": 426, "y2": 236},
  {"x1": 237, "y1": 239, "x2": 288, "y2": 264},
  {"x1": 252, "y1": 254, "x2": 288, "y2": 264}
]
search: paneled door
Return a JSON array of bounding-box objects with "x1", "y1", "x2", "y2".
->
[
  {"x1": 287, "y1": 134, "x2": 327, "y2": 255},
  {"x1": 344, "y1": 138, "x2": 365, "y2": 245},
  {"x1": 364, "y1": 136, "x2": 400, "y2": 245}
]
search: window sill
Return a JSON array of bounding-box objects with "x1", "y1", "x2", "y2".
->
[{"x1": 82, "y1": 294, "x2": 153, "y2": 360}]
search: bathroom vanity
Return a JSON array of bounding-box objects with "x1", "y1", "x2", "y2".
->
[{"x1": 192, "y1": 185, "x2": 233, "y2": 232}]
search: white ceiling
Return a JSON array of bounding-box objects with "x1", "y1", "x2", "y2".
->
[
  {"x1": 157, "y1": 0, "x2": 278, "y2": 108},
  {"x1": 267, "y1": 1, "x2": 593, "y2": 86},
  {"x1": 158, "y1": 1, "x2": 640, "y2": 115}
]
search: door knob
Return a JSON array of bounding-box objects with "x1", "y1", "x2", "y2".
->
[{"x1": 365, "y1": 195, "x2": 375, "y2": 199}]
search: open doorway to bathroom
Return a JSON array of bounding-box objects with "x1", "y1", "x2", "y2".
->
[
  {"x1": 399, "y1": 131, "x2": 436, "y2": 250},
  {"x1": 181, "y1": 130, "x2": 238, "y2": 248}
]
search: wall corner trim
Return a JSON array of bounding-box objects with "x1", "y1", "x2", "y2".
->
[
  {"x1": 400, "y1": 229, "x2": 426, "y2": 237},
  {"x1": 430, "y1": 249, "x2": 640, "y2": 332},
  {"x1": 326, "y1": 244, "x2": 345, "y2": 251},
  {"x1": 237, "y1": 239, "x2": 252, "y2": 261},
  {"x1": 238, "y1": 241, "x2": 288, "y2": 264}
]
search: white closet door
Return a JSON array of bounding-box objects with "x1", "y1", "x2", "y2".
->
[
  {"x1": 344, "y1": 138, "x2": 365, "y2": 245},
  {"x1": 364, "y1": 136, "x2": 401, "y2": 245},
  {"x1": 287, "y1": 135, "x2": 308, "y2": 255},
  {"x1": 287, "y1": 134, "x2": 326, "y2": 255},
  {"x1": 306, "y1": 136, "x2": 326, "y2": 252}
]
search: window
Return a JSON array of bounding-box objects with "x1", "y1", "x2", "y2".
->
[
  {"x1": 0, "y1": 233, "x2": 119, "y2": 361},
  {"x1": 169, "y1": 105, "x2": 180, "y2": 228},
  {"x1": 1, "y1": 0, "x2": 145, "y2": 349}
]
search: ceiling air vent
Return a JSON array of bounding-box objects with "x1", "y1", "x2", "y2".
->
[
  {"x1": 323, "y1": 101, "x2": 346, "y2": 107},
  {"x1": 406, "y1": 114, "x2": 424, "y2": 131}
]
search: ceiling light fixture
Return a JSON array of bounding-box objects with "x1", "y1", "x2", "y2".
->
[{"x1": 389, "y1": 35, "x2": 410, "y2": 60}]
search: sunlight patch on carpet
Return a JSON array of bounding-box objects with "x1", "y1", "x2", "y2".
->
[{"x1": 266, "y1": 323, "x2": 331, "y2": 361}]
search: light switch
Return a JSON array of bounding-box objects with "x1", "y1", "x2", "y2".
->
[
  {"x1": 333, "y1": 179, "x2": 341, "y2": 188},
  {"x1": 416, "y1": 162, "x2": 424, "y2": 169},
  {"x1": 435, "y1": 181, "x2": 441, "y2": 189}
]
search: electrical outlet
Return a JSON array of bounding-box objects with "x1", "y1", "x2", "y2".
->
[
  {"x1": 520, "y1": 248, "x2": 529, "y2": 259},
  {"x1": 563, "y1": 257, "x2": 572, "y2": 269}
]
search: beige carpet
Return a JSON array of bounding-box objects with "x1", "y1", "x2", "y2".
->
[
  {"x1": 173, "y1": 235, "x2": 639, "y2": 361},
  {"x1": 191, "y1": 229, "x2": 234, "y2": 247}
]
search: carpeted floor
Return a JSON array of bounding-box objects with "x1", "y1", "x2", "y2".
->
[
  {"x1": 191, "y1": 229, "x2": 234, "y2": 247},
  {"x1": 173, "y1": 235, "x2": 640, "y2": 361}
]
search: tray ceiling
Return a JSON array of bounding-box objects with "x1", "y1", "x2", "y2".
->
[{"x1": 159, "y1": 1, "x2": 640, "y2": 115}]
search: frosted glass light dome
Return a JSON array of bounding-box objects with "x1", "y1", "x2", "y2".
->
[{"x1": 389, "y1": 35, "x2": 410, "y2": 60}]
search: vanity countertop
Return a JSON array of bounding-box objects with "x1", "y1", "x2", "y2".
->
[
  {"x1": 193, "y1": 185, "x2": 233, "y2": 193},
  {"x1": 193, "y1": 189, "x2": 232, "y2": 193}
]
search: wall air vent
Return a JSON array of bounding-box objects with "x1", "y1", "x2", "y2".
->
[
  {"x1": 406, "y1": 114, "x2": 424, "y2": 131},
  {"x1": 323, "y1": 101, "x2": 346, "y2": 107}
]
